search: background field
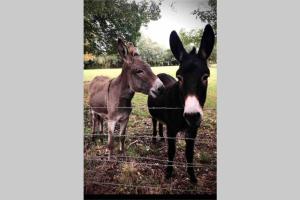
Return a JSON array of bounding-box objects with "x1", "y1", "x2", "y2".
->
[
  {"x1": 84, "y1": 65, "x2": 217, "y2": 194},
  {"x1": 84, "y1": 65, "x2": 217, "y2": 109}
]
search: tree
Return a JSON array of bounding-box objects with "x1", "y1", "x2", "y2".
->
[
  {"x1": 192, "y1": 0, "x2": 217, "y2": 33},
  {"x1": 179, "y1": 28, "x2": 216, "y2": 64},
  {"x1": 162, "y1": 49, "x2": 178, "y2": 66},
  {"x1": 179, "y1": 28, "x2": 203, "y2": 52},
  {"x1": 84, "y1": 0, "x2": 161, "y2": 55},
  {"x1": 136, "y1": 35, "x2": 164, "y2": 66}
]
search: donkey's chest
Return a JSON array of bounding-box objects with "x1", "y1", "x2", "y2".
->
[{"x1": 113, "y1": 109, "x2": 132, "y2": 121}]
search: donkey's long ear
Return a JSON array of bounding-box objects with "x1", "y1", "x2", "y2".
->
[
  {"x1": 169, "y1": 31, "x2": 187, "y2": 62},
  {"x1": 198, "y1": 24, "x2": 215, "y2": 59},
  {"x1": 117, "y1": 38, "x2": 128, "y2": 59}
]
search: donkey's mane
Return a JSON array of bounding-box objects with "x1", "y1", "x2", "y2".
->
[{"x1": 126, "y1": 42, "x2": 139, "y2": 56}]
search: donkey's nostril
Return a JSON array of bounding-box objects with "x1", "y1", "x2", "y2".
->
[{"x1": 184, "y1": 112, "x2": 201, "y2": 127}]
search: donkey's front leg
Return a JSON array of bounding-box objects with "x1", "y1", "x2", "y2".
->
[
  {"x1": 119, "y1": 118, "x2": 129, "y2": 154},
  {"x1": 158, "y1": 123, "x2": 164, "y2": 142},
  {"x1": 151, "y1": 117, "x2": 157, "y2": 144},
  {"x1": 166, "y1": 127, "x2": 176, "y2": 180},
  {"x1": 99, "y1": 117, "x2": 104, "y2": 143},
  {"x1": 107, "y1": 120, "x2": 116, "y2": 160},
  {"x1": 91, "y1": 111, "x2": 99, "y2": 142},
  {"x1": 185, "y1": 131, "x2": 197, "y2": 183}
]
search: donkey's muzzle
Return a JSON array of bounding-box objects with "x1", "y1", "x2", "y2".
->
[
  {"x1": 184, "y1": 112, "x2": 201, "y2": 127},
  {"x1": 149, "y1": 78, "x2": 165, "y2": 98}
]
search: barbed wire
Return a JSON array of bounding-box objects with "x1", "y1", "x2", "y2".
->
[
  {"x1": 85, "y1": 106, "x2": 216, "y2": 110},
  {"x1": 85, "y1": 181, "x2": 210, "y2": 193},
  {"x1": 85, "y1": 155, "x2": 215, "y2": 168},
  {"x1": 85, "y1": 157, "x2": 215, "y2": 168},
  {"x1": 84, "y1": 133, "x2": 213, "y2": 142}
]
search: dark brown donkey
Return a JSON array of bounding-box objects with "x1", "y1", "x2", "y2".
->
[
  {"x1": 88, "y1": 39, "x2": 164, "y2": 159},
  {"x1": 148, "y1": 24, "x2": 215, "y2": 183}
]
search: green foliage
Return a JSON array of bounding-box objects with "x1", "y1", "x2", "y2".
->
[
  {"x1": 84, "y1": 0, "x2": 161, "y2": 55},
  {"x1": 136, "y1": 36, "x2": 178, "y2": 66},
  {"x1": 179, "y1": 28, "x2": 217, "y2": 63},
  {"x1": 179, "y1": 28, "x2": 203, "y2": 52},
  {"x1": 192, "y1": 0, "x2": 217, "y2": 33},
  {"x1": 84, "y1": 55, "x2": 120, "y2": 69}
]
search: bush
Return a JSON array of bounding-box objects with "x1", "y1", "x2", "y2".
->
[{"x1": 84, "y1": 54, "x2": 122, "y2": 69}]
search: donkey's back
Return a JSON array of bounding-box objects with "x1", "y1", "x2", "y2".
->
[{"x1": 157, "y1": 73, "x2": 176, "y2": 87}]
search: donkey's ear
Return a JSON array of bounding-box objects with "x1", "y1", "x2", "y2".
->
[
  {"x1": 169, "y1": 31, "x2": 187, "y2": 62},
  {"x1": 198, "y1": 24, "x2": 215, "y2": 59},
  {"x1": 117, "y1": 38, "x2": 128, "y2": 59}
]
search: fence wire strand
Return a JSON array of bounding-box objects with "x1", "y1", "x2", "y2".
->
[
  {"x1": 84, "y1": 133, "x2": 213, "y2": 142},
  {"x1": 85, "y1": 181, "x2": 209, "y2": 193},
  {"x1": 86, "y1": 106, "x2": 216, "y2": 110},
  {"x1": 85, "y1": 157, "x2": 214, "y2": 168},
  {"x1": 85, "y1": 156, "x2": 215, "y2": 168},
  {"x1": 87, "y1": 155, "x2": 215, "y2": 166}
]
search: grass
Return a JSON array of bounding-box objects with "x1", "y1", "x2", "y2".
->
[{"x1": 84, "y1": 65, "x2": 217, "y2": 109}]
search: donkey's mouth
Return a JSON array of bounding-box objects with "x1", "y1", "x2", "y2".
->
[
  {"x1": 149, "y1": 89, "x2": 159, "y2": 98},
  {"x1": 149, "y1": 78, "x2": 164, "y2": 98}
]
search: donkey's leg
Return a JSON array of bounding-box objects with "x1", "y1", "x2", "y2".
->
[
  {"x1": 119, "y1": 118, "x2": 129, "y2": 154},
  {"x1": 152, "y1": 117, "x2": 157, "y2": 144},
  {"x1": 185, "y1": 131, "x2": 197, "y2": 184},
  {"x1": 91, "y1": 111, "x2": 99, "y2": 142},
  {"x1": 158, "y1": 123, "x2": 164, "y2": 142},
  {"x1": 99, "y1": 117, "x2": 104, "y2": 143},
  {"x1": 166, "y1": 127, "x2": 176, "y2": 179},
  {"x1": 107, "y1": 120, "x2": 116, "y2": 160}
]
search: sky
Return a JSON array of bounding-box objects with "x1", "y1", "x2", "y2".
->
[{"x1": 140, "y1": 0, "x2": 209, "y2": 49}]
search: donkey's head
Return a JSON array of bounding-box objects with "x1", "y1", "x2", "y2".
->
[
  {"x1": 117, "y1": 39, "x2": 164, "y2": 98},
  {"x1": 170, "y1": 24, "x2": 215, "y2": 128}
]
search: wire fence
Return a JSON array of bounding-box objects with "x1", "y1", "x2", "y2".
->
[
  {"x1": 84, "y1": 105, "x2": 216, "y2": 194},
  {"x1": 85, "y1": 181, "x2": 210, "y2": 194},
  {"x1": 86, "y1": 106, "x2": 217, "y2": 110},
  {"x1": 85, "y1": 156, "x2": 215, "y2": 168},
  {"x1": 89, "y1": 154, "x2": 211, "y2": 165},
  {"x1": 84, "y1": 133, "x2": 213, "y2": 142}
]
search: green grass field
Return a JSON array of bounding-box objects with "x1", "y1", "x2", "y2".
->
[{"x1": 84, "y1": 65, "x2": 217, "y2": 109}]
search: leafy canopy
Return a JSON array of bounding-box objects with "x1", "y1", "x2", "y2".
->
[
  {"x1": 84, "y1": 0, "x2": 161, "y2": 55},
  {"x1": 192, "y1": 0, "x2": 217, "y2": 33},
  {"x1": 179, "y1": 28, "x2": 216, "y2": 63}
]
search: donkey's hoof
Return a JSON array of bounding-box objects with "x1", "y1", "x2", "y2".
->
[
  {"x1": 104, "y1": 148, "x2": 112, "y2": 157},
  {"x1": 165, "y1": 172, "x2": 173, "y2": 180},
  {"x1": 165, "y1": 167, "x2": 173, "y2": 180},
  {"x1": 118, "y1": 148, "x2": 125, "y2": 155},
  {"x1": 99, "y1": 137, "x2": 104, "y2": 144},
  {"x1": 189, "y1": 176, "x2": 198, "y2": 184},
  {"x1": 152, "y1": 138, "x2": 157, "y2": 144}
]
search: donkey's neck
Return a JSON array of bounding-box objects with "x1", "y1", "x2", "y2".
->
[
  {"x1": 111, "y1": 68, "x2": 135, "y2": 102},
  {"x1": 162, "y1": 82, "x2": 183, "y2": 108}
]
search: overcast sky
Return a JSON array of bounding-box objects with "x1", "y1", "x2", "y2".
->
[{"x1": 140, "y1": 0, "x2": 208, "y2": 49}]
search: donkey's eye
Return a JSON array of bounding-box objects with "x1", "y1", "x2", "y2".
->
[
  {"x1": 201, "y1": 74, "x2": 209, "y2": 84},
  {"x1": 135, "y1": 69, "x2": 144, "y2": 74}
]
